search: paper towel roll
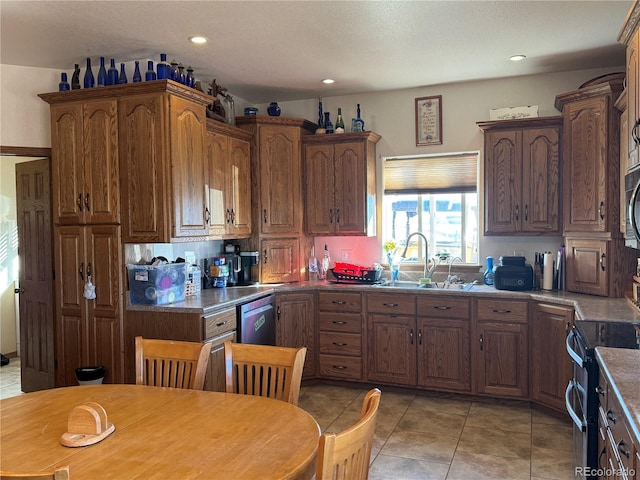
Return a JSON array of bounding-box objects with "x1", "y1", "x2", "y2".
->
[{"x1": 543, "y1": 252, "x2": 554, "y2": 290}]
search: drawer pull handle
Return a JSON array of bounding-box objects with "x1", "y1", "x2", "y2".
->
[
  {"x1": 332, "y1": 365, "x2": 346, "y2": 370},
  {"x1": 493, "y1": 309, "x2": 512, "y2": 314},
  {"x1": 409, "y1": 328, "x2": 414, "y2": 345},
  {"x1": 595, "y1": 386, "x2": 604, "y2": 397},
  {"x1": 617, "y1": 440, "x2": 630, "y2": 458},
  {"x1": 606, "y1": 409, "x2": 616, "y2": 424},
  {"x1": 215, "y1": 321, "x2": 227, "y2": 327},
  {"x1": 332, "y1": 342, "x2": 348, "y2": 346},
  {"x1": 332, "y1": 321, "x2": 347, "y2": 325},
  {"x1": 332, "y1": 301, "x2": 346, "y2": 305},
  {"x1": 434, "y1": 306, "x2": 452, "y2": 310},
  {"x1": 383, "y1": 303, "x2": 399, "y2": 307},
  {"x1": 479, "y1": 334, "x2": 484, "y2": 351}
]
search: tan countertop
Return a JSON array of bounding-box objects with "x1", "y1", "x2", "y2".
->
[
  {"x1": 595, "y1": 347, "x2": 640, "y2": 446},
  {"x1": 127, "y1": 281, "x2": 640, "y2": 324}
]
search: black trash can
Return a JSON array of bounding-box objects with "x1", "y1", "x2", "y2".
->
[{"x1": 75, "y1": 366, "x2": 106, "y2": 385}]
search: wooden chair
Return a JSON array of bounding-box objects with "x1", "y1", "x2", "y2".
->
[
  {"x1": 0, "y1": 465, "x2": 70, "y2": 479},
  {"x1": 135, "y1": 336, "x2": 212, "y2": 390},
  {"x1": 316, "y1": 388, "x2": 382, "y2": 480},
  {"x1": 224, "y1": 341, "x2": 307, "y2": 406}
]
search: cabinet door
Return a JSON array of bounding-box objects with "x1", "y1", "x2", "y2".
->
[
  {"x1": 85, "y1": 225, "x2": 123, "y2": 384},
  {"x1": 50, "y1": 103, "x2": 84, "y2": 225},
  {"x1": 227, "y1": 136, "x2": 252, "y2": 236},
  {"x1": 83, "y1": 100, "x2": 119, "y2": 224},
  {"x1": 334, "y1": 141, "x2": 367, "y2": 234},
  {"x1": 417, "y1": 318, "x2": 470, "y2": 391},
  {"x1": 566, "y1": 237, "x2": 609, "y2": 296},
  {"x1": 484, "y1": 130, "x2": 521, "y2": 234},
  {"x1": 258, "y1": 125, "x2": 302, "y2": 234},
  {"x1": 531, "y1": 303, "x2": 573, "y2": 411},
  {"x1": 261, "y1": 237, "x2": 300, "y2": 283},
  {"x1": 275, "y1": 292, "x2": 316, "y2": 378},
  {"x1": 367, "y1": 314, "x2": 416, "y2": 385},
  {"x1": 204, "y1": 330, "x2": 236, "y2": 392},
  {"x1": 119, "y1": 94, "x2": 170, "y2": 242},
  {"x1": 169, "y1": 95, "x2": 208, "y2": 237},
  {"x1": 304, "y1": 143, "x2": 335, "y2": 235},
  {"x1": 205, "y1": 130, "x2": 229, "y2": 237},
  {"x1": 563, "y1": 96, "x2": 610, "y2": 233},
  {"x1": 627, "y1": 30, "x2": 639, "y2": 170},
  {"x1": 54, "y1": 225, "x2": 86, "y2": 387},
  {"x1": 521, "y1": 127, "x2": 560, "y2": 233},
  {"x1": 475, "y1": 322, "x2": 528, "y2": 397}
]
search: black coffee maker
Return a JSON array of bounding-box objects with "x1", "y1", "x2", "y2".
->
[{"x1": 237, "y1": 251, "x2": 259, "y2": 285}]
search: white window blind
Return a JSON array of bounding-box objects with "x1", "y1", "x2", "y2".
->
[{"x1": 384, "y1": 152, "x2": 479, "y2": 194}]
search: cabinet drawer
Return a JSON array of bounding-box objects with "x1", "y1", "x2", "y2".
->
[
  {"x1": 606, "y1": 389, "x2": 635, "y2": 473},
  {"x1": 319, "y1": 332, "x2": 361, "y2": 356},
  {"x1": 417, "y1": 296, "x2": 470, "y2": 319},
  {"x1": 477, "y1": 299, "x2": 527, "y2": 323},
  {"x1": 204, "y1": 307, "x2": 237, "y2": 339},
  {"x1": 366, "y1": 293, "x2": 416, "y2": 315},
  {"x1": 318, "y1": 312, "x2": 362, "y2": 333},
  {"x1": 318, "y1": 292, "x2": 362, "y2": 312},
  {"x1": 319, "y1": 355, "x2": 362, "y2": 380}
]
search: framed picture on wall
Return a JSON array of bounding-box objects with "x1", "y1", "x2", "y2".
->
[{"x1": 415, "y1": 95, "x2": 442, "y2": 146}]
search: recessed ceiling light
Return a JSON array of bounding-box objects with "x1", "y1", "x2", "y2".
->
[
  {"x1": 509, "y1": 54, "x2": 526, "y2": 62},
  {"x1": 189, "y1": 36, "x2": 208, "y2": 44},
  {"x1": 322, "y1": 78, "x2": 335, "y2": 84}
]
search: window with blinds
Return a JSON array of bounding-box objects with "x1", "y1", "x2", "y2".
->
[{"x1": 382, "y1": 152, "x2": 479, "y2": 264}]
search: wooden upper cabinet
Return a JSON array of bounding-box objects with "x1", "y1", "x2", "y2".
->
[
  {"x1": 260, "y1": 237, "x2": 300, "y2": 283},
  {"x1": 478, "y1": 117, "x2": 561, "y2": 235},
  {"x1": 48, "y1": 100, "x2": 119, "y2": 225},
  {"x1": 205, "y1": 121, "x2": 253, "y2": 238},
  {"x1": 555, "y1": 79, "x2": 624, "y2": 235},
  {"x1": 303, "y1": 132, "x2": 380, "y2": 236},
  {"x1": 619, "y1": 5, "x2": 640, "y2": 170}
]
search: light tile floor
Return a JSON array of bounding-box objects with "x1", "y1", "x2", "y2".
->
[
  {"x1": 298, "y1": 383, "x2": 575, "y2": 480},
  {"x1": 0, "y1": 359, "x2": 574, "y2": 479}
]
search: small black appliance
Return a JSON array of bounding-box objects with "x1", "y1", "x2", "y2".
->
[
  {"x1": 237, "y1": 251, "x2": 259, "y2": 286},
  {"x1": 493, "y1": 256, "x2": 533, "y2": 291}
]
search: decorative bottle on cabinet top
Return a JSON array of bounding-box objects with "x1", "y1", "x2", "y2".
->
[
  {"x1": 133, "y1": 61, "x2": 142, "y2": 83},
  {"x1": 335, "y1": 108, "x2": 345, "y2": 133},
  {"x1": 156, "y1": 53, "x2": 170, "y2": 80},
  {"x1": 118, "y1": 63, "x2": 128, "y2": 84},
  {"x1": 97, "y1": 57, "x2": 107, "y2": 86},
  {"x1": 71, "y1": 64, "x2": 81, "y2": 90},
  {"x1": 186, "y1": 66, "x2": 195, "y2": 87},
  {"x1": 483, "y1": 256, "x2": 495, "y2": 286},
  {"x1": 83, "y1": 57, "x2": 95, "y2": 88},
  {"x1": 324, "y1": 112, "x2": 334, "y2": 134},
  {"x1": 354, "y1": 103, "x2": 365, "y2": 132},
  {"x1": 316, "y1": 99, "x2": 325, "y2": 134},
  {"x1": 58, "y1": 72, "x2": 70, "y2": 91},
  {"x1": 267, "y1": 102, "x2": 281, "y2": 116},
  {"x1": 107, "y1": 58, "x2": 118, "y2": 85},
  {"x1": 145, "y1": 61, "x2": 157, "y2": 81}
]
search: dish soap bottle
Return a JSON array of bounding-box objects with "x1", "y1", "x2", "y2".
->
[
  {"x1": 321, "y1": 244, "x2": 331, "y2": 280},
  {"x1": 308, "y1": 246, "x2": 318, "y2": 281},
  {"x1": 483, "y1": 256, "x2": 495, "y2": 286}
]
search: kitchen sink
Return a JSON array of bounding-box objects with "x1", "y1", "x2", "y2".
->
[{"x1": 373, "y1": 280, "x2": 477, "y2": 291}]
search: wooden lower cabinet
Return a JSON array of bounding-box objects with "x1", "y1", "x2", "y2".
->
[
  {"x1": 367, "y1": 314, "x2": 417, "y2": 385},
  {"x1": 474, "y1": 299, "x2": 528, "y2": 398},
  {"x1": 203, "y1": 307, "x2": 237, "y2": 392},
  {"x1": 275, "y1": 292, "x2": 316, "y2": 378},
  {"x1": 531, "y1": 303, "x2": 573, "y2": 411}
]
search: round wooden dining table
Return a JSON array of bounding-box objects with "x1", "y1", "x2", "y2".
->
[{"x1": 0, "y1": 384, "x2": 320, "y2": 479}]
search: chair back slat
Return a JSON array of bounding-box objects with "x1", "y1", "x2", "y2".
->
[
  {"x1": 135, "y1": 337, "x2": 212, "y2": 390},
  {"x1": 224, "y1": 342, "x2": 306, "y2": 405},
  {"x1": 316, "y1": 388, "x2": 381, "y2": 480}
]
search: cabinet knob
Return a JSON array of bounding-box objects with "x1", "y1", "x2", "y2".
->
[
  {"x1": 479, "y1": 334, "x2": 484, "y2": 351},
  {"x1": 84, "y1": 193, "x2": 90, "y2": 211},
  {"x1": 617, "y1": 440, "x2": 630, "y2": 458},
  {"x1": 77, "y1": 194, "x2": 83, "y2": 212},
  {"x1": 263, "y1": 209, "x2": 267, "y2": 223}
]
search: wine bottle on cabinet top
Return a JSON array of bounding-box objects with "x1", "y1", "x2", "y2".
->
[
  {"x1": 145, "y1": 61, "x2": 157, "y2": 81},
  {"x1": 157, "y1": 53, "x2": 170, "y2": 80},
  {"x1": 97, "y1": 57, "x2": 107, "y2": 86},
  {"x1": 107, "y1": 58, "x2": 118, "y2": 85},
  {"x1": 118, "y1": 63, "x2": 127, "y2": 84},
  {"x1": 335, "y1": 108, "x2": 345, "y2": 133},
  {"x1": 83, "y1": 58, "x2": 94, "y2": 88},
  {"x1": 133, "y1": 61, "x2": 142, "y2": 83}
]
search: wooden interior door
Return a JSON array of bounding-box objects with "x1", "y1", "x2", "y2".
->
[{"x1": 16, "y1": 159, "x2": 55, "y2": 392}]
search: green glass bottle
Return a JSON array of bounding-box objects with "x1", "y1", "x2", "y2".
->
[{"x1": 335, "y1": 108, "x2": 345, "y2": 133}]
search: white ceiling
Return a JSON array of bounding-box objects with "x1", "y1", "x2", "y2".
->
[{"x1": 0, "y1": 0, "x2": 633, "y2": 103}]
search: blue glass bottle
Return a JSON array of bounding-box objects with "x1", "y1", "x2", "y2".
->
[
  {"x1": 157, "y1": 53, "x2": 170, "y2": 80},
  {"x1": 186, "y1": 66, "x2": 195, "y2": 88},
  {"x1": 324, "y1": 112, "x2": 334, "y2": 134},
  {"x1": 169, "y1": 59, "x2": 179, "y2": 81},
  {"x1": 83, "y1": 57, "x2": 95, "y2": 88},
  {"x1": 483, "y1": 256, "x2": 495, "y2": 286},
  {"x1": 71, "y1": 64, "x2": 81, "y2": 90},
  {"x1": 133, "y1": 61, "x2": 142, "y2": 83},
  {"x1": 97, "y1": 57, "x2": 107, "y2": 86},
  {"x1": 177, "y1": 63, "x2": 186, "y2": 84},
  {"x1": 118, "y1": 63, "x2": 128, "y2": 84},
  {"x1": 58, "y1": 72, "x2": 70, "y2": 91},
  {"x1": 145, "y1": 60, "x2": 157, "y2": 81},
  {"x1": 107, "y1": 58, "x2": 118, "y2": 85}
]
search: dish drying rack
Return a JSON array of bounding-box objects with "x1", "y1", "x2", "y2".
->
[{"x1": 330, "y1": 262, "x2": 383, "y2": 284}]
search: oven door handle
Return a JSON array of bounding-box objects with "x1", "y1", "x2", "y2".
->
[
  {"x1": 565, "y1": 329, "x2": 584, "y2": 367},
  {"x1": 565, "y1": 380, "x2": 587, "y2": 432}
]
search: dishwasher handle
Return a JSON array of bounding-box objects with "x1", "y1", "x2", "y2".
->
[
  {"x1": 565, "y1": 380, "x2": 586, "y2": 432},
  {"x1": 566, "y1": 328, "x2": 584, "y2": 368}
]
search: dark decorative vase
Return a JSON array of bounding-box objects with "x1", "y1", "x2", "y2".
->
[
  {"x1": 267, "y1": 102, "x2": 281, "y2": 116},
  {"x1": 145, "y1": 61, "x2": 157, "y2": 81},
  {"x1": 177, "y1": 63, "x2": 186, "y2": 84},
  {"x1": 107, "y1": 59, "x2": 118, "y2": 85},
  {"x1": 324, "y1": 112, "x2": 334, "y2": 134},
  {"x1": 71, "y1": 64, "x2": 81, "y2": 90},
  {"x1": 83, "y1": 58, "x2": 95, "y2": 88},
  {"x1": 157, "y1": 54, "x2": 170, "y2": 80},
  {"x1": 97, "y1": 57, "x2": 107, "y2": 86},
  {"x1": 118, "y1": 63, "x2": 128, "y2": 84},
  {"x1": 133, "y1": 61, "x2": 142, "y2": 83},
  {"x1": 169, "y1": 59, "x2": 179, "y2": 81},
  {"x1": 186, "y1": 66, "x2": 195, "y2": 88},
  {"x1": 58, "y1": 72, "x2": 70, "y2": 91}
]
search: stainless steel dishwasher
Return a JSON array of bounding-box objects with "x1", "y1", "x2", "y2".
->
[{"x1": 236, "y1": 295, "x2": 275, "y2": 345}]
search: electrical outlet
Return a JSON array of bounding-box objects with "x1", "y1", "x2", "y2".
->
[{"x1": 341, "y1": 249, "x2": 352, "y2": 260}]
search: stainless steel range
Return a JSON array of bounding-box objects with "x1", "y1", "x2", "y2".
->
[{"x1": 566, "y1": 320, "x2": 640, "y2": 479}]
